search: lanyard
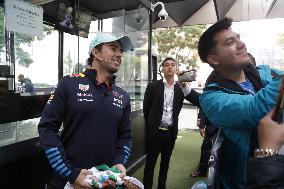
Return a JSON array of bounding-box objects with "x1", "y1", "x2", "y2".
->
[{"x1": 238, "y1": 80, "x2": 256, "y2": 96}]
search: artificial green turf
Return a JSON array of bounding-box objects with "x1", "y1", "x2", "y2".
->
[{"x1": 131, "y1": 130, "x2": 206, "y2": 188}]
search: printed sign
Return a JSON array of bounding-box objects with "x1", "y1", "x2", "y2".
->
[{"x1": 5, "y1": 0, "x2": 43, "y2": 37}]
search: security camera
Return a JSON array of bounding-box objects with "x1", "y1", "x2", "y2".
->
[
  {"x1": 158, "y1": 8, "x2": 168, "y2": 21},
  {"x1": 134, "y1": 13, "x2": 143, "y2": 24},
  {"x1": 151, "y1": 2, "x2": 168, "y2": 22}
]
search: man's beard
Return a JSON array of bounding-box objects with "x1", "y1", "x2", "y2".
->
[
  {"x1": 107, "y1": 65, "x2": 119, "y2": 74},
  {"x1": 100, "y1": 60, "x2": 119, "y2": 74}
]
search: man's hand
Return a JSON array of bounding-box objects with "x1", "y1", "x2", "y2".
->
[
  {"x1": 179, "y1": 82, "x2": 188, "y2": 88},
  {"x1": 113, "y1": 164, "x2": 126, "y2": 179},
  {"x1": 176, "y1": 69, "x2": 184, "y2": 76},
  {"x1": 73, "y1": 169, "x2": 93, "y2": 189},
  {"x1": 258, "y1": 109, "x2": 284, "y2": 150},
  {"x1": 199, "y1": 128, "x2": 205, "y2": 138},
  {"x1": 177, "y1": 70, "x2": 191, "y2": 87}
]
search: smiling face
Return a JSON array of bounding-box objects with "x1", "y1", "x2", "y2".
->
[
  {"x1": 93, "y1": 40, "x2": 123, "y2": 74},
  {"x1": 208, "y1": 29, "x2": 250, "y2": 70}
]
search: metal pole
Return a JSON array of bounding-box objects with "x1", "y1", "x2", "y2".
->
[
  {"x1": 58, "y1": 31, "x2": 64, "y2": 80},
  {"x1": 77, "y1": 0, "x2": 80, "y2": 73},
  {"x1": 147, "y1": 10, "x2": 152, "y2": 83},
  {"x1": 10, "y1": 32, "x2": 15, "y2": 91}
]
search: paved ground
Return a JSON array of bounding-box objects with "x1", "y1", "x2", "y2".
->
[{"x1": 179, "y1": 104, "x2": 199, "y2": 130}]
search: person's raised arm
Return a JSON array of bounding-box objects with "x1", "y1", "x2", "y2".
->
[
  {"x1": 257, "y1": 109, "x2": 284, "y2": 152},
  {"x1": 201, "y1": 77, "x2": 282, "y2": 130}
]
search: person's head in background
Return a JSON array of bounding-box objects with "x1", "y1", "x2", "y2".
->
[
  {"x1": 161, "y1": 57, "x2": 177, "y2": 79},
  {"x1": 198, "y1": 17, "x2": 251, "y2": 75},
  {"x1": 18, "y1": 74, "x2": 25, "y2": 83}
]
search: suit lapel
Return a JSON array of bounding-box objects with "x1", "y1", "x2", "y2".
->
[{"x1": 158, "y1": 80, "x2": 164, "y2": 112}]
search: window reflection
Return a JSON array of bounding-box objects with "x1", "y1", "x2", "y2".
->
[
  {"x1": 0, "y1": 118, "x2": 40, "y2": 147},
  {"x1": 63, "y1": 33, "x2": 82, "y2": 76},
  {"x1": 0, "y1": 7, "x2": 4, "y2": 62},
  {"x1": 0, "y1": 6, "x2": 11, "y2": 93},
  {"x1": 14, "y1": 25, "x2": 58, "y2": 95},
  {"x1": 116, "y1": 31, "x2": 148, "y2": 102},
  {"x1": 101, "y1": 7, "x2": 149, "y2": 106},
  {"x1": 63, "y1": 20, "x2": 100, "y2": 76}
]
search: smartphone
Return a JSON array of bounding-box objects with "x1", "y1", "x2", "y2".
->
[
  {"x1": 178, "y1": 70, "x2": 197, "y2": 82},
  {"x1": 272, "y1": 77, "x2": 284, "y2": 123}
]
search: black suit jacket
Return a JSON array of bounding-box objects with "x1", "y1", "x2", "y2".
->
[{"x1": 143, "y1": 80, "x2": 200, "y2": 141}]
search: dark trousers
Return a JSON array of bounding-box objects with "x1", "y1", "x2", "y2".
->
[
  {"x1": 197, "y1": 127, "x2": 218, "y2": 174},
  {"x1": 197, "y1": 133, "x2": 212, "y2": 174},
  {"x1": 45, "y1": 185, "x2": 59, "y2": 189},
  {"x1": 143, "y1": 128, "x2": 175, "y2": 189},
  {"x1": 247, "y1": 155, "x2": 284, "y2": 189}
]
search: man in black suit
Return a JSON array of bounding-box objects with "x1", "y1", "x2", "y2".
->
[{"x1": 143, "y1": 57, "x2": 200, "y2": 189}]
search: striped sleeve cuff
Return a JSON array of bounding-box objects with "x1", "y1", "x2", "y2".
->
[{"x1": 45, "y1": 147, "x2": 80, "y2": 183}]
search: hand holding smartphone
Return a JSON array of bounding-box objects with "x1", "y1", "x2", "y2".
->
[{"x1": 177, "y1": 70, "x2": 197, "y2": 82}]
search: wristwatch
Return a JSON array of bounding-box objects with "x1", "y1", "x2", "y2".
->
[{"x1": 254, "y1": 148, "x2": 279, "y2": 159}]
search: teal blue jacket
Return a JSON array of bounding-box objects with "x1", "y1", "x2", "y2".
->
[{"x1": 200, "y1": 64, "x2": 282, "y2": 189}]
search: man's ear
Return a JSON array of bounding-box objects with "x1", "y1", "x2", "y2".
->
[
  {"x1": 207, "y1": 55, "x2": 220, "y2": 67},
  {"x1": 92, "y1": 48, "x2": 99, "y2": 57}
]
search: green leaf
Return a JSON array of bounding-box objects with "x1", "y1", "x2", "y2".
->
[{"x1": 15, "y1": 47, "x2": 33, "y2": 67}]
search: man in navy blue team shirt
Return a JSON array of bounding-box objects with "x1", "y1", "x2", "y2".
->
[{"x1": 38, "y1": 33, "x2": 134, "y2": 189}]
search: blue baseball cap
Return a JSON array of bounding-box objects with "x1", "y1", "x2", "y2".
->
[{"x1": 88, "y1": 33, "x2": 134, "y2": 55}]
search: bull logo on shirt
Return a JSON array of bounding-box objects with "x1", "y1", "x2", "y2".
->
[{"x1": 79, "y1": 84, "x2": 89, "y2": 91}]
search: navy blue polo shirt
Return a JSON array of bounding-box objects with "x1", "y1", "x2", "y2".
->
[{"x1": 38, "y1": 69, "x2": 132, "y2": 187}]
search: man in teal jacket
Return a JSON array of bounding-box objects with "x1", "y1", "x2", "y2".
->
[{"x1": 198, "y1": 17, "x2": 283, "y2": 189}]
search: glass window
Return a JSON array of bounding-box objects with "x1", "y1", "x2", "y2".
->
[
  {"x1": 0, "y1": 6, "x2": 4, "y2": 62},
  {"x1": 63, "y1": 20, "x2": 100, "y2": 76},
  {"x1": 14, "y1": 25, "x2": 58, "y2": 95},
  {"x1": 100, "y1": 6, "x2": 150, "y2": 107},
  {"x1": 0, "y1": 6, "x2": 10, "y2": 93},
  {"x1": 116, "y1": 31, "x2": 149, "y2": 102},
  {"x1": 103, "y1": 16, "x2": 125, "y2": 34},
  {"x1": 0, "y1": 118, "x2": 40, "y2": 147},
  {"x1": 63, "y1": 33, "x2": 80, "y2": 76}
]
